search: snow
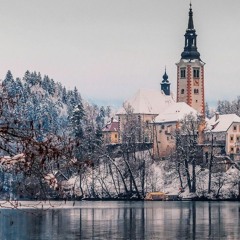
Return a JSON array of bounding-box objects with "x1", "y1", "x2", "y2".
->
[
  {"x1": 0, "y1": 154, "x2": 26, "y2": 168},
  {"x1": 154, "y1": 102, "x2": 198, "y2": 123},
  {"x1": 116, "y1": 89, "x2": 175, "y2": 115},
  {"x1": 206, "y1": 114, "x2": 240, "y2": 132},
  {"x1": 44, "y1": 173, "x2": 58, "y2": 189}
]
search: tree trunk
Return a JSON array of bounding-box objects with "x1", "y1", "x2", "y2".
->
[
  {"x1": 184, "y1": 159, "x2": 192, "y2": 192},
  {"x1": 79, "y1": 171, "x2": 84, "y2": 197},
  {"x1": 208, "y1": 134, "x2": 213, "y2": 194},
  {"x1": 177, "y1": 162, "x2": 184, "y2": 190},
  {"x1": 106, "y1": 155, "x2": 129, "y2": 195},
  {"x1": 141, "y1": 160, "x2": 145, "y2": 196},
  {"x1": 123, "y1": 153, "x2": 141, "y2": 199},
  {"x1": 109, "y1": 163, "x2": 119, "y2": 195},
  {"x1": 191, "y1": 158, "x2": 196, "y2": 193}
]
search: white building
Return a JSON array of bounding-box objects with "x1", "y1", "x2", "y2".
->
[
  {"x1": 116, "y1": 88, "x2": 175, "y2": 143},
  {"x1": 152, "y1": 102, "x2": 198, "y2": 158},
  {"x1": 206, "y1": 113, "x2": 240, "y2": 159}
]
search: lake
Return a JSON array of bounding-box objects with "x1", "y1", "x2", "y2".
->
[{"x1": 0, "y1": 201, "x2": 239, "y2": 239}]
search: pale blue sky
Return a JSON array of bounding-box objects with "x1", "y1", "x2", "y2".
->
[{"x1": 0, "y1": 0, "x2": 239, "y2": 107}]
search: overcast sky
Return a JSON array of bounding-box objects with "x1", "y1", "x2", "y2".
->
[{"x1": 0, "y1": 0, "x2": 239, "y2": 107}]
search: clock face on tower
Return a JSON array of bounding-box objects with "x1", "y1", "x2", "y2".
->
[{"x1": 194, "y1": 79, "x2": 199, "y2": 86}]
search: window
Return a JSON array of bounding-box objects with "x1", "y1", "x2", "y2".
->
[
  {"x1": 237, "y1": 148, "x2": 240, "y2": 153},
  {"x1": 230, "y1": 135, "x2": 234, "y2": 142},
  {"x1": 194, "y1": 89, "x2": 199, "y2": 94},
  {"x1": 233, "y1": 126, "x2": 237, "y2": 131},
  {"x1": 180, "y1": 68, "x2": 186, "y2": 78},
  {"x1": 161, "y1": 125, "x2": 165, "y2": 129},
  {"x1": 193, "y1": 68, "x2": 200, "y2": 78},
  {"x1": 181, "y1": 89, "x2": 185, "y2": 94},
  {"x1": 230, "y1": 147, "x2": 234, "y2": 152},
  {"x1": 115, "y1": 134, "x2": 117, "y2": 139},
  {"x1": 167, "y1": 125, "x2": 172, "y2": 134}
]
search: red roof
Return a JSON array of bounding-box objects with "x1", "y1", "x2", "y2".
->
[{"x1": 102, "y1": 120, "x2": 119, "y2": 132}]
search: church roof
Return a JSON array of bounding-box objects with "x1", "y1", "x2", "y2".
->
[
  {"x1": 161, "y1": 68, "x2": 169, "y2": 84},
  {"x1": 154, "y1": 102, "x2": 198, "y2": 123},
  {"x1": 116, "y1": 89, "x2": 175, "y2": 115},
  {"x1": 206, "y1": 114, "x2": 240, "y2": 133},
  {"x1": 181, "y1": 3, "x2": 201, "y2": 61}
]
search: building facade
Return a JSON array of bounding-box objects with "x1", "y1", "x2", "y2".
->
[
  {"x1": 116, "y1": 89, "x2": 174, "y2": 144},
  {"x1": 205, "y1": 113, "x2": 240, "y2": 161},
  {"x1": 152, "y1": 102, "x2": 198, "y2": 159}
]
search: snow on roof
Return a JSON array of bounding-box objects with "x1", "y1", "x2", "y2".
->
[
  {"x1": 154, "y1": 102, "x2": 198, "y2": 123},
  {"x1": 102, "y1": 119, "x2": 119, "y2": 132},
  {"x1": 206, "y1": 114, "x2": 240, "y2": 132},
  {"x1": 116, "y1": 89, "x2": 175, "y2": 115}
]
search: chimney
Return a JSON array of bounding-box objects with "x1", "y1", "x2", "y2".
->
[{"x1": 215, "y1": 112, "x2": 219, "y2": 121}]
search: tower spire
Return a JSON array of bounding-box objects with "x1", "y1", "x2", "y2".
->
[
  {"x1": 180, "y1": 3, "x2": 200, "y2": 60},
  {"x1": 161, "y1": 67, "x2": 170, "y2": 96},
  {"x1": 188, "y1": 3, "x2": 194, "y2": 29}
]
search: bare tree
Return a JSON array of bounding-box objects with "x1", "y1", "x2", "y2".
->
[{"x1": 174, "y1": 113, "x2": 203, "y2": 193}]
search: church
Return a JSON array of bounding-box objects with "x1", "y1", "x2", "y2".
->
[
  {"x1": 104, "y1": 4, "x2": 206, "y2": 158},
  {"x1": 152, "y1": 3, "x2": 205, "y2": 158}
]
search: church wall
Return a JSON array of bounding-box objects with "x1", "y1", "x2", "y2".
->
[{"x1": 153, "y1": 122, "x2": 176, "y2": 159}]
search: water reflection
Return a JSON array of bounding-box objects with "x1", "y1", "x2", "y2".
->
[{"x1": 0, "y1": 201, "x2": 240, "y2": 239}]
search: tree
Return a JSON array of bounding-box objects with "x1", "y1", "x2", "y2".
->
[{"x1": 174, "y1": 113, "x2": 203, "y2": 193}]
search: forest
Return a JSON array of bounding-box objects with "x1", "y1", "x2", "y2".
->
[{"x1": 0, "y1": 70, "x2": 240, "y2": 201}]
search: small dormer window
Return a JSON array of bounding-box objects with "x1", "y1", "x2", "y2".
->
[{"x1": 233, "y1": 126, "x2": 237, "y2": 131}]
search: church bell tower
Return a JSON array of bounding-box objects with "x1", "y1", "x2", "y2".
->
[
  {"x1": 176, "y1": 4, "x2": 205, "y2": 116},
  {"x1": 161, "y1": 68, "x2": 170, "y2": 96}
]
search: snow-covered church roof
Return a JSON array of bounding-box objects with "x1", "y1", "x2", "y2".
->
[
  {"x1": 154, "y1": 102, "x2": 198, "y2": 123},
  {"x1": 206, "y1": 114, "x2": 240, "y2": 132},
  {"x1": 116, "y1": 89, "x2": 175, "y2": 115}
]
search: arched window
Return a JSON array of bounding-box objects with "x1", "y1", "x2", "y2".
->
[{"x1": 181, "y1": 89, "x2": 184, "y2": 94}]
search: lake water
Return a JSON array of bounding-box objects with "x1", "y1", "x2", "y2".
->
[{"x1": 0, "y1": 201, "x2": 240, "y2": 239}]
